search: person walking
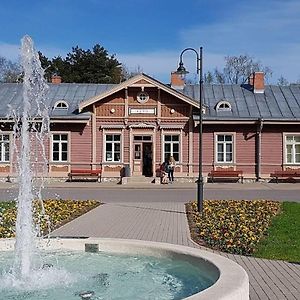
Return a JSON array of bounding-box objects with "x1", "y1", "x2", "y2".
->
[{"x1": 167, "y1": 156, "x2": 175, "y2": 183}]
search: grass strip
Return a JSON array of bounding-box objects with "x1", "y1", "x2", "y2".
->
[{"x1": 254, "y1": 202, "x2": 300, "y2": 262}]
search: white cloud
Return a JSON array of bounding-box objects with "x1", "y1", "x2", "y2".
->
[
  {"x1": 117, "y1": 1, "x2": 300, "y2": 84},
  {"x1": 178, "y1": 0, "x2": 300, "y2": 83}
]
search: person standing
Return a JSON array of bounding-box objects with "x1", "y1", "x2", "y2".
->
[{"x1": 167, "y1": 156, "x2": 175, "y2": 183}]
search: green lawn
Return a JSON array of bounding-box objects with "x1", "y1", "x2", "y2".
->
[{"x1": 254, "y1": 202, "x2": 300, "y2": 262}]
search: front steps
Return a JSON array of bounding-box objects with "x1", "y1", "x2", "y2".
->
[{"x1": 121, "y1": 176, "x2": 160, "y2": 185}]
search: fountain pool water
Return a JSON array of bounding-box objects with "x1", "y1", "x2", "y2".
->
[
  {"x1": 0, "y1": 35, "x2": 249, "y2": 300},
  {"x1": 0, "y1": 238, "x2": 249, "y2": 300}
]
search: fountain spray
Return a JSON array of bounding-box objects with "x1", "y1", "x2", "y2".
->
[{"x1": 13, "y1": 35, "x2": 50, "y2": 278}]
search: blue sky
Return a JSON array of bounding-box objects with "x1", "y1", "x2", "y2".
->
[{"x1": 0, "y1": 0, "x2": 299, "y2": 84}]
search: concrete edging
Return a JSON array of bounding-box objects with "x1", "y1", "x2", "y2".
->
[{"x1": 0, "y1": 238, "x2": 249, "y2": 300}]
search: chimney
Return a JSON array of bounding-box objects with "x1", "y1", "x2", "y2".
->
[
  {"x1": 248, "y1": 72, "x2": 264, "y2": 93},
  {"x1": 170, "y1": 72, "x2": 184, "y2": 90},
  {"x1": 51, "y1": 74, "x2": 62, "y2": 84}
]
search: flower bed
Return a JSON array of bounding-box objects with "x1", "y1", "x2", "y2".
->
[
  {"x1": 186, "y1": 200, "x2": 281, "y2": 255},
  {"x1": 0, "y1": 199, "x2": 100, "y2": 238}
]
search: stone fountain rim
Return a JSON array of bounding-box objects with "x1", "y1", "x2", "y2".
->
[{"x1": 0, "y1": 237, "x2": 249, "y2": 300}]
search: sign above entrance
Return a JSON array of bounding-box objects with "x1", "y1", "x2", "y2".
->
[{"x1": 129, "y1": 108, "x2": 156, "y2": 115}]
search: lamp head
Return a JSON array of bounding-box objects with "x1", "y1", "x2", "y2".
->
[{"x1": 175, "y1": 61, "x2": 189, "y2": 80}]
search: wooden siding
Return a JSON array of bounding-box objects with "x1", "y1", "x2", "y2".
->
[
  {"x1": 193, "y1": 125, "x2": 257, "y2": 176},
  {"x1": 95, "y1": 91, "x2": 125, "y2": 117},
  {"x1": 261, "y1": 130, "x2": 282, "y2": 175},
  {"x1": 96, "y1": 119, "x2": 103, "y2": 163},
  {"x1": 202, "y1": 130, "x2": 214, "y2": 173},
  {"x1": 123, "y1": 129, "x2": 130, "y2": 163},
  {"x1": 70, "y1": 124, "x2": 93, "y2": 165},
  {"x1": 160, "y1": 91, "x2": 190, "y2": 118},
  {"x1": 96, "y1": 104, "x2": 125, "y2": 118},
  {"x1": 155, "y1": 131, "x2": 162, "y2": 176},
  {"x1": 134, "y1": 79, "x2": 150, "y2": 85},
  {"x1": 128, "y1": 88, "x2": 157, "y2": 105},
  {"x1": 236, "y1": 129, "x2": 256, "y2": 175}
]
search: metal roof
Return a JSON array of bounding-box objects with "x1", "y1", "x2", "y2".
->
[
  {"x1": 0, "y1": 83, "x2": 115, "y2": 120},
  {"x1": 0, "y1": 81, "x2": 300, "y2": 122},
  {"x1": 183, "y1": 83, "x2": 300, "y2": 121}
]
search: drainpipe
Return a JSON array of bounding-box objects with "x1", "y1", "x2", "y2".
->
[{"x1": 256, "y1": 118, "x2": 264, "y2": 181}]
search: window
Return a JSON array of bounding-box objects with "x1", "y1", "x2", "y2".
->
[
  {"x1": 216, "y1": 134, "x2": 233, "y2": 163},
  {"x1": 137, "y1": 92, "x2": 149, "y2": 104},
  {"x1": 164, "y1": 135, "x2": 179, "y2": 162},
  {"x1": 54, "y1": 101, "x2": 68, "y2": 110},
  {"x1": 0, "y1": 134, "x2": 10, "y2": 162},
  {"x1": 52, "y1": 134, "x2": 68, "y2": 162},
  {"x1": 216, "y1": 100, "x2": 232, "y2": 112},
  {"x1": 285, "y1": 135, "x2": 300, "y2": 164},
  {"x1": 133, "y1": 135, "x2": 152, "y2": 141},
  {"x1": 134, "y1": 144, "x2": 141, "y2": 159},
  {"x1": 105, "y1": 134, "x2": 121, "y2": 162}
]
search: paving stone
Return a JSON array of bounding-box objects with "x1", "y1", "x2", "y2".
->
[{"x1": 52, "y1": 201, "x2": 300, "y2": 300}]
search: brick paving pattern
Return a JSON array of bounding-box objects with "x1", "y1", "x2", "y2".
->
[{"x1": 53, "y1": 201, "x2": 300, "y2": 300}]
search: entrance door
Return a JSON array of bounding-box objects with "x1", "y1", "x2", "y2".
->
[
  {"x1": 143, "y1": 143, "x2": 153, "y2": 177},
  {"x1": 132, "y1": 140, "x2": 153, "y2": 177},
  {"x1": 133, "y1": 143, "x2": 142, "y2": 175}
]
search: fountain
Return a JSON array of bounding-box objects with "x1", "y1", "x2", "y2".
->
[
  {"x1": 13, "y1": 34, "x2": 50, "y2": 280},
  {"x1": 0, "y1": 36, "x2": 249, "y2": 299}
]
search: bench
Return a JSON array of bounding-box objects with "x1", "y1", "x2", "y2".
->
[
  {"x1": 68, "y1": 169, "x2": 102, "y2": 182},
  {"x1": 208, "y1": 170, "x2": 244, "y2": 183},
  {"x1": 270, "y1": 170, "x2": 300, "y2": 183}
]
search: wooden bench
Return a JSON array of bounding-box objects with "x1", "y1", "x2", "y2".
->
[
  {"x1": 270, "y1": 170, "x2": 300, "y2": 183},
  {"x1": 68, "y1": 169, "x2": 102, "y2": 182},
  {"x1": 208, "y1": 170, "x2": 244, "y2": 183}
]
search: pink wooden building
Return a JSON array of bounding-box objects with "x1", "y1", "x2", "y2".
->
[{"x1": 0, "y1": 72, "x2": 299, "y2": 182}]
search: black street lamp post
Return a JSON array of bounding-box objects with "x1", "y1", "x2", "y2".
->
[{"x1": 176, "y1": 47, "x2": 204, "y2": 213}]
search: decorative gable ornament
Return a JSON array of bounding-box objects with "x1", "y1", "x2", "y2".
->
[{"x1": 137, "y1": 92, "x2": 149, "y2": 104}]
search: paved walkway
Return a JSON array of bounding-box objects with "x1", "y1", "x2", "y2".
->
[
  {"x1": 52, "y1": 200, "x2": 300, "y2": 300},
  {"x1": 2, "y1": 181, "x2": 300, "y2": 202}
]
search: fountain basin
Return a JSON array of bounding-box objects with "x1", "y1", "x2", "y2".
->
[{"x1": 0, "y1": 238, "x2": 249, "y2": 299}]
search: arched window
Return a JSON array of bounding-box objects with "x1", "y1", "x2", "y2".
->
[
  {"x1": 216, "y1": 100, "x2": 232, "y2": 112},
  {"x1": 54, "y1": 101, "x2": 69, "y2": 110}
]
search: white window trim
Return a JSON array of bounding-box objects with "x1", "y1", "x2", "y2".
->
[
  {"x1": 50, "y1": 132, "x2": 70, "y2": 163},
  {"x1": 283, "y1": 133, "x2": 300, "y2": 165},
  {"x1": 53, "y1": 100, "x2": 69, "y2": 110},
  {"x1": 137, "y1": 91, "x2": 149, "y2": 104},
  {"x1": 216, "y1": 100, "x2": 232, "y2": 111},
  {"x1": 103, "y1": 131, "x2": 122, "y2": 163},
  {"x1": 214, "y1": 132, "x2": 236, "y2": 164},
  {"x1": 162, "y1": 132, "x2": 181, "y2": 163},
  {"x1": 0, "y1": 132, "x2": 11, "y2": 163}
]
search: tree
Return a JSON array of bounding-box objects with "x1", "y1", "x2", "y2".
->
[
  {"x1": 0, "y1": 56, "x2": 22, "y2": 83},
  {"x1": 122, "y1": 64, "x2": 143, "y2": 80},
  {"x1": 39, "y1": 44, "x2": 125, "y2": 83},
  {"x1": 213, "y1": 54, "x2": 272, "y2": 84},
  {"x1": 204, "y1": 71, "x2": 214, "y2": 84},
  {"x1": 214, "y1": 68, "x2": 226, "y2": 84},
  {"x1": 39, "y1": 44, "x2": 125, "y2": 84},
  {"x1": 277, "y1": 76, "x2": 289, "y2": 86}
]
